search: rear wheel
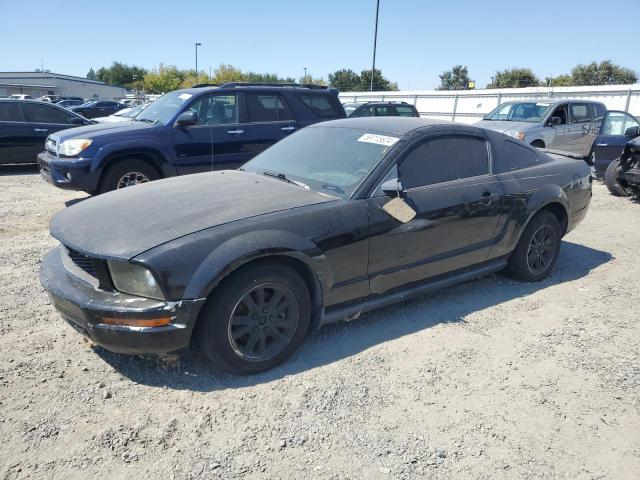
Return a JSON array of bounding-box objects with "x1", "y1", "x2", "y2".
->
[
  {"x1": 604, "y1": 158, "x2": 629, "y2": 197},
  {"x1": 98, "y1": 159, "x2": 159, "y2": 194},
  {"x1": 507, "y1": 211, "x2": 562, "y2": 282},
  {"x1": 195, "y1": 263, "x2": 311, "y2": 375}
]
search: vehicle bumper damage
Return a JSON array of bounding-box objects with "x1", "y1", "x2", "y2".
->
[
  {"x1": 39, "y1": 247, "x2": 206, "y2": 354},
  {"x1": 37, "y1": 151, "x2": 98, "y2": 192}
]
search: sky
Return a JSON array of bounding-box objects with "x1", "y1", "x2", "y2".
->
[{"x1": 1, "y1": 0, "x2": 639, "y2": 90}]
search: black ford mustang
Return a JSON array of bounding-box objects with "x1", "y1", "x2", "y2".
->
[{"x1": 40, "y1": 117, "x2": 592, "y2": 374}]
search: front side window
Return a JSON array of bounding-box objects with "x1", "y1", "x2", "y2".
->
[
  {"x1": 602, "y1": 112, "x2": 640, "y2": 136},
  {"x1": 0, "y1": 102, "x2": 23, "y2": 122},
  {"x1": 351, "y1": 106, "x2": 374, "y2": 118},
  {"x1": 187, "y1": 94, "x2": 238, "y2": 125},
  {"x1": 375, "y1": 106, "x2": 395, "y2": 116},
  {"x1": 399, "y1": 136, "x2": 489, "y2": 189},
  {"x1": 22, "y1": 103, "x2": 72, "y2": 124},
  {"x1": 570, "y1": 103, "x2": 591, "y2": 123}
]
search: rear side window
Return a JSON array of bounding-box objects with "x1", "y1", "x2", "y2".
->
[
  {"x1": 375, "y1": 106, "x2": 395, "y2": 116},
  {"x1": 503, "y1": 140, "x2": 540, "y2": 171},
  {"x1": 396, "y1": 105, "x2": 418, "y2": 117},
  {"x1": 298, "y1": 94, "x2": 343, "y2": 118},
  {"x1": 399, "y1": 135, "x2": 489, "y2": 189},
  {"x1": 246, "y1": 93, "x2": 294, "y2": 122},
  {"x1": 22, "y1": 103, "x2": 72, "y2": 124},
  {"x1": 0, "y1": 102, "x2": 23, "y2": 121}
]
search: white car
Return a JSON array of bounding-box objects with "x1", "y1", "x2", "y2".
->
[
  {"x1": 9, "y1": 94, "x2": 33, "y2": 100},
  {"x1": 92, "y1": 104, "x2": 147, "y2": 123}
]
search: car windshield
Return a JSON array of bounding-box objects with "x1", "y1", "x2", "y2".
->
[
  {"x1": 243, "y1": 126, "x2": 398, "y2": 199},
  {"x1": 79, "y1": 100, "x2": 98, "y2": 107},
  {"x1": 484, "y1": 102, "x2": 554, "y2": 123},
  {"x1": 135, "y1": 91, "x2": 193, "y2": 124},
  {"x1": 121, "y1": 104, "x2": 146, "y2": 118}
]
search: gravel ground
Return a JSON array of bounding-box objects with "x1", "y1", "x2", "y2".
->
[{"x1": 0, "y1": 165, "x2": 639, "y2": 480}]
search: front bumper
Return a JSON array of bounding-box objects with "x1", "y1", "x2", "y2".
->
[
  {"x1": 40, "y1": 247, "x2": 206, "y2": 355},
  {"x1": 37, "y1": 151, "x2": 99, "y2": 193}
]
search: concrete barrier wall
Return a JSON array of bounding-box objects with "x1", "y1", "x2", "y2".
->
[{"x1": 339, "y1": 84, "x2": 640, "y2": 124}]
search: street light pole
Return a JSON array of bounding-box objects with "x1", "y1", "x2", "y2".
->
[
  {"x1": 195, "y1": 42, "x2": 202, "y2": 75},
  {"x1": 370, "y1": 0, "x2": 380, "y2": 92},
  {"x1": 304, "y1": 67, "x2": 307, "y2": 83}
]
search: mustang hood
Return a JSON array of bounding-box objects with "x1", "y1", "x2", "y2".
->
[{"x1": 50, "y1": 170, "x2": 336, "y2": 260}]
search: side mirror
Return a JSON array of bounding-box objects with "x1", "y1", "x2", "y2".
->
[
  {"x1": 175, "y1": 111, "x2": 198, "y2": 127},
  {"x1": 549, "y1": 116, "x2": 561, "y2": 126},
  {"x1": 381, "y1": 178, "x2": 402, "y2": 197},
  {"x1": 69, "y1": 117, "x2": 84, "y2": 125},
  {"x1": 624, "y1": 125, "x2": 640, "y2": 138}
]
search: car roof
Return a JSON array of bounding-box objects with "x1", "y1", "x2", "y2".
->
[
  {"x1": 178, "y1": 84, "x2": 337, "y2": 96},
  {"x1": 309, "y1": 117, "x2": 454, "y2": 135},
  {"x1": 500, "y1": 99, "x2": 602, "y2": 105}
]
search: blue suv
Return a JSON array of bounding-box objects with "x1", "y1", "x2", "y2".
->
[{"x1": 37, "y1": 83, "x2": 345, "y2": 194}]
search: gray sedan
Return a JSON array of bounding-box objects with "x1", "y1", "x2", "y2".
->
[{"x1": 476, "y1": 99, "x2": 606, "y2": 157}]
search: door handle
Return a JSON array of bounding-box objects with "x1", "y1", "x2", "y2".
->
[
  {"x1": 34, "y1": 128, "x2": 49, "y2": 132},
  {"x1": 281, "y1": 126, "x2": 295, "y2": 132},
  {"x1": 227, "y1": 129, "x2": 244, "y2": 135},
  {"x1": 595, "y1": 143, "x2": 608, "y2": 147}
]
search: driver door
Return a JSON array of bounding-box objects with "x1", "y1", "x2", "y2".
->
[
  {"x1": 592, "y1": 110, "x2": 640, "y2": 176},
  {"x1": 546, "y1": 103, "x2": 571, "y2": 150}
]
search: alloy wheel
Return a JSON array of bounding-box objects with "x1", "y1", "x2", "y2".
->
[
  {"x1": 227, "y1": 283, "x2": 299, "y2": 362},
  {"x1": 116, "y1": 171, "x2": 150, "y2": 189},
  {"x1": 526, "y1": 224, "x2": 557, "y2": 275}
]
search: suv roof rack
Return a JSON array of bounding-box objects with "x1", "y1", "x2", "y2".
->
[
  {"x1": 219, "y1": 82, "x2": 329, "y2": 90},
  {"x1": 191, "y1": 83, "x2": 221, "y2": 88}
]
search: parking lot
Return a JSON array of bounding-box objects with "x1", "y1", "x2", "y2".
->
[{"x1": 0, "y1": 166, "x2": 637, "y2": 479}]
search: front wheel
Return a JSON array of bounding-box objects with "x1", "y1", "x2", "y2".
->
[
  {"x1": 507, "y1": 211, "x2": 562, "y2": 282},
  {"x1": 98, "y1": 159, "x2": 160, "y2": 194},
  {"x1": 195, "y1": 263, "x2": 311, "y2": 375}
]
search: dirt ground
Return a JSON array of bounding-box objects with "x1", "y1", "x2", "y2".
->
[{"x1": 0, "y1": 165, "x2": 638, "y2": 480}]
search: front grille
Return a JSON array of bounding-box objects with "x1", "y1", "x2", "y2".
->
[{"x1": 66, "y1": 247, "x2": 98, "y2": 278}]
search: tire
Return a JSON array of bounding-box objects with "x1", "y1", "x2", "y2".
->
[
  {"x1": 604, "y1": 158, "x2": 629, "y2": 197},
  {"x1": 98, "y1": 158, "x2": 160, "y2": 194},
  {"x1": 195, "y1": 262, "x2": 311, "y2": 375},
  {"x1": 531, "y1": 140, "x2": 545, "y2": 149},
  {"x1": 507, "y1": 211, "x2": 562, "y2": 282}
]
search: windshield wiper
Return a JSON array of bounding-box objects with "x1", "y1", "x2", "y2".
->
[
  {"x1": 135, "y1": 118, "x2": 156, "y2": 123},
  {"x1": 262, "y1": 170, "x2": 308, "y2": 189}
]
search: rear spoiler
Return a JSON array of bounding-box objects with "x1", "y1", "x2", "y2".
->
[{"x1": 540, "y1": 148, "x2": 585, "y2": 160}]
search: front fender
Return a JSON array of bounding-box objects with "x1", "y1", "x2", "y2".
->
[
  {"x1": 184, "y1": 230, "x2": 328, "y2": 300},
  {"x1": 91, "y1": 139, "x2": 176, "y2": 177}
]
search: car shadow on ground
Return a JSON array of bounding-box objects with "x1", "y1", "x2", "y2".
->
[
  {"x1": 0, "y1": 164, "x2": 39, "y2": 176},
  {"x1": 96, "y1": 241, "x2": 612, "y2": 391}
]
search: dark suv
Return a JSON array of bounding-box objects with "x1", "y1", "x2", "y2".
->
[
  {"x1": 343, "y1": 101, "x2": 420, "y2": 118},
  {"x1": 38, "y1": 83, "x2": 346, "y2": 193}
]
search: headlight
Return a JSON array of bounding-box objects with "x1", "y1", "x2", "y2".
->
[
  {"x1": 58, "y1": 138, "x2": 92, "y2": 157},
  {"x1": 507, "y1": 131, "x2": 526, "y2": 141},
  {"x1": 107, "y1": 261, "x2": 165, "y2": 300}
]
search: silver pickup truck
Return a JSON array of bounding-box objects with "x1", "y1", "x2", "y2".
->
[{"x1": 476, "y1": 99, "x2": 606, "y2": 158}]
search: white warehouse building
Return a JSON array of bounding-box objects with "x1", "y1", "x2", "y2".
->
[{"x1": 0, "y1": 71, "x2": 127, "y2": 100}]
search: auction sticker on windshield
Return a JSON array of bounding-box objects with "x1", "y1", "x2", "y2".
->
[
  {"x1": 358, "y1": 133, "x2": 399, "y2": 147},
  {"x1": 178, "y1": 93, "x2": 193, "y2": 100}
]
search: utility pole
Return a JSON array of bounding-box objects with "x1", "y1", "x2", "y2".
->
[
  {"x1": 195, "y1": 42, "x2": 202, "y2": 75},
  {"x1": 303, "y1": 67, "x2": 307, "y2": 83},
  {"x1": 370, "y1": 0, "x2": 380, "y2": 92}
]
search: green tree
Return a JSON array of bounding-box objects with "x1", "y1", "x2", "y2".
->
[
  {"x1": 86, "y1": 68, "x2": 96, "y2": 80},
  {"x1": 438, "y1": 65, "x2": 473, "y2": 90},
  {"x1": 571, "y1": 60, "x2": 637, "y2": 86},
  {"x1": 94, "y1": 61, "x2": 147, "y2": 88},
  {"x1": 487, "y1": 68, "x2": 540, "y2": 88},
  {"x1": 211, "y1": 64, "x2": 247, "y2": 85},
  {"x1": 358, "y1": 69, "x2": 397, "y2": 91},
  {"x1": 299, "y1": 75, "x2": 326, "y2": 86},
  {"x1": 143, "y1": 64, "x2": 184, "y2": 94},
  {"x1": 328, "y1": 69, "x2": 361, "y2": 91},
  {"x1": 245, "y1": 72, "x2": 296, "y2": 84},
  {"x1": 545, "y1": 74, "x2": 573, "y2": 87}
]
